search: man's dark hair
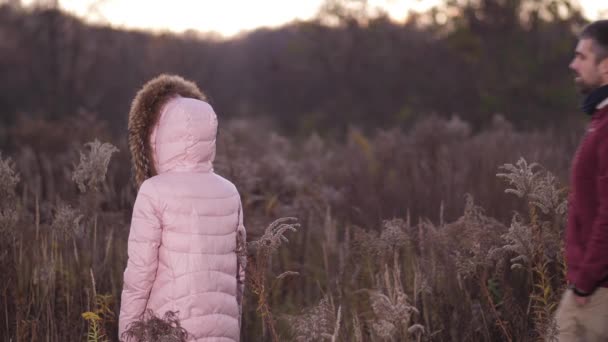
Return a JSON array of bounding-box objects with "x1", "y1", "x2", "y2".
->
[{"x1": 580, "y1": 20, "x2": 608, "y2": 63}]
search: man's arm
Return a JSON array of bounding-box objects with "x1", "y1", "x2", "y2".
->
[{"x1": 574, "y1": 135, "x2": 608, "y2": 294}]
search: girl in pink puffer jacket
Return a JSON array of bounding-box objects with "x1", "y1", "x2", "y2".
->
[{"x1": 119, "y1": 75, "x2": 246, "y2": 342}]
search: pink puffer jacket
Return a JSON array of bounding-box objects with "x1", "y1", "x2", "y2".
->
[{"x1": 119, "y1": 75, "x2": 246, "y2": 342}]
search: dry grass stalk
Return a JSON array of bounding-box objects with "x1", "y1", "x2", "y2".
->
[
  {"x1": 121, "y1": 310, "x2": 188, "y2": 342},
  {"x1": 72, "y1": 140, "x2": 119, "y2": 193},
  {"x1": 245, "y1": 217, "x2": 300, "y2": 341},
  {"x1": 0, "y1": 118, "x2": 580, "y2": 341}
]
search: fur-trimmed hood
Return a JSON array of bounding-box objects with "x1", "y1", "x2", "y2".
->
[{"x1": 128, "y1": 74, "x2": 213, "y2": 188}]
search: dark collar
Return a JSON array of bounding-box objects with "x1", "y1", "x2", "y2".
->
[{"x1": 583, "y1": 84, "x2": 608, "y2": 116}]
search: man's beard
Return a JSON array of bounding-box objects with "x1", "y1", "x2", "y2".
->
[{"x1": 575, "y1": 75, "x2": 601, "y2": 95}]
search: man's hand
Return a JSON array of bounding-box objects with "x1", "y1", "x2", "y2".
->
[
  {"x1": 574, "y1": 294, "x2": 589, "y2": 306},
  {"x1": 570, "y1": 284, "x2": 592, "y2": 306}
]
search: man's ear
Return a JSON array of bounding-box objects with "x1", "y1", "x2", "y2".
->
[{"x1": 600, "y1": 57, "x2": 608, "y2": 78}]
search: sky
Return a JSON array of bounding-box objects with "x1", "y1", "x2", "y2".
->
[{"x1": 25, "y1": 0, "x2": 608, "y2": 38}]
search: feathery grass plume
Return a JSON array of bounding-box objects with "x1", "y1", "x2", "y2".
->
[
  {"x1": 497, "y1": 158, "x2": 568, "y2": 340},
  {"x1": 366, "y1": 263, "x2": 423, "y2": 340},
  {"x1": 350, "y1": 226, "x2": 382, "y2": 260},
  {"x1": 497, "y1": 157, "x2": 542, "y2": 198},
  {"x1": 246, "y1": 217, "x2": 300, "y2": 341},
  {"x1": 501, "y1": 162, "x2": 568, "y2": 261},
  {"x1": 497, "y1": 160, "x2": 567, "y2": 264},
  {"x1": 427, "y1": 195, "x2": 513, "y2": 340},
  {"x1": 121, "y1": 310, "x2": 189, "y2": 342},
  {"x1": 489, "y1": 213, "x2": 534, "y2": 270},
  {"x1": 498, "y1": 158, "x2": 568, "y2": 217},
  {"x1": 72, "y1": 140, "x2": 119, "y2": 193},
  {"x1": 528, "y1": 172, "x2": 568, "y2": 216},
  {"x1": 408, "y1": 324, "x2": 425, "y2": 336},
  {"x1": 445, "y1": 194, "x2": 507, "y2": 279},
  {"x1": 379, "y1": 218, "x2": 409, "y2": 252},
  {"x1": 248, "y1": 217, "x2": 299, "y2": 256},
  {"x1": 350, "y1": 219, "x2": 409, "y2": 266},
  {"x1": 50, "y1": 202, "x2": 84, "y2": 240},
  {"x1": 283, "y1": 294, "x2": 338, "y2": 341},
  {"x1": 368, "y1": 288, "x2": 420, "y2": 339}
]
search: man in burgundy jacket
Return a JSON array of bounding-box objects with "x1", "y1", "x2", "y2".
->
[{"x1": 555, "y1": 20, "x2": 608, "y2": 341}]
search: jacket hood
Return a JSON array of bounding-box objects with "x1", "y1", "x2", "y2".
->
[{"x1": 128, "y1": 74, "x2": 208, "y2": 188}]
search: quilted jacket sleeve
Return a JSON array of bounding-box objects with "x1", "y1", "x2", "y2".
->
[
  {"x1": 119, "y1": 180, "x2": 163, "y2": 339},
  {"x1": 235, "y1": 199, "x2": 247, "y2": 327}
]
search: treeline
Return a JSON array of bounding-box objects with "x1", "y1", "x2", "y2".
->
[{"x1": 0, "y1": 0, "x2": 590, "y2": 144}]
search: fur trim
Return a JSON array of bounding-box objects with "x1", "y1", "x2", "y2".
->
[{"x1": 128, "y1": 74, "x2": 206, "y2": 189}]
